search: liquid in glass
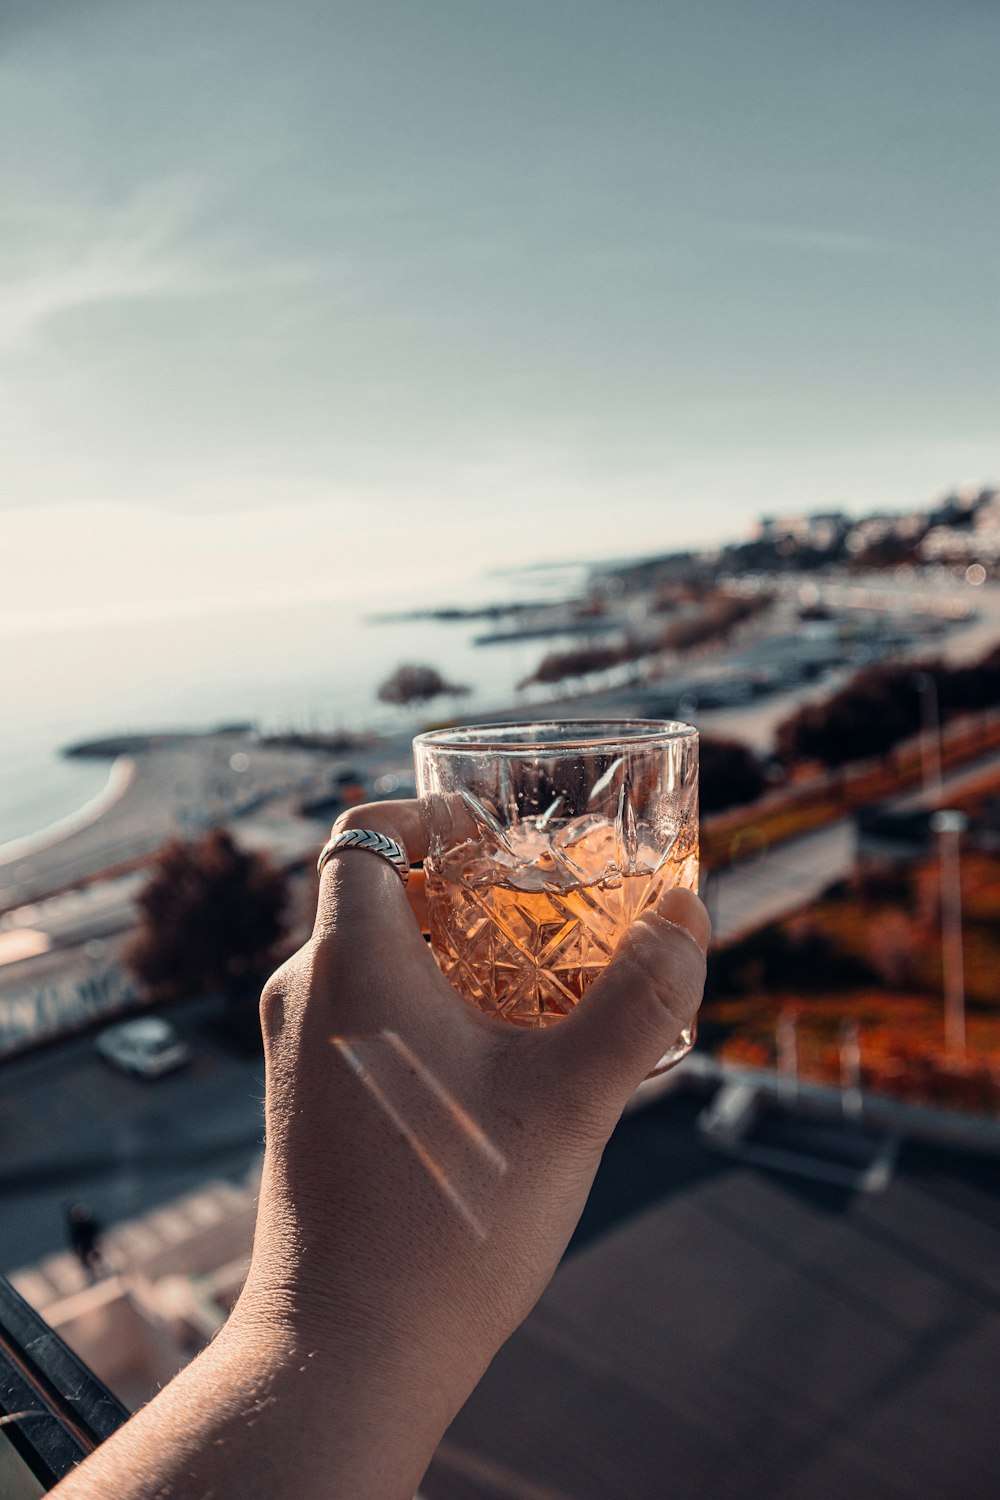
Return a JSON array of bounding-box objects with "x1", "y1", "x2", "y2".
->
[{"x1": 425, "y1": 812, "x2": 699, "y2": 1027}]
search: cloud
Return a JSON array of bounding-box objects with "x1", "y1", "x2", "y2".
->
[
  {"x1": 714, "y1": 220, "x2": 939, "y2": 262},
  {"x1": 0, "y1": 176, "x2": 209, "y2": 346},
  {"x1": 0, "y1": 173, "x2": 340, "y2": 351}
]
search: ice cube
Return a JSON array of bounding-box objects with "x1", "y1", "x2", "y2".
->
[
  {"x1": 550, "y1": 814, "x2": 618, "y2": 883},
  {"x1": 507, "y1": 824, "x2": 553, "y2": 863}
]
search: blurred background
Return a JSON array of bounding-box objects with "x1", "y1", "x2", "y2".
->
[{"x1": 2, "y1": 3, "x2": 999, "y2": 1496}]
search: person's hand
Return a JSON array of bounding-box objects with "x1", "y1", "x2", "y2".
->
[
  {"x1": 240, "y1": 799, "x2": 709, "y2": 1412},
  {"x1": 51, "y1": 799, "x2": 709, "y2": 1500}
]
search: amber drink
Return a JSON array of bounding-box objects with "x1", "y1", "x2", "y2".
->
[{"x1": 414, "y1": 721, "x2": 699, "y2": 1072}]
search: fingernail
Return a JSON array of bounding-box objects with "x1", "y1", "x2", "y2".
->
[{"x1": 657, "y1": 887, "x2": 711, "y2": 955}]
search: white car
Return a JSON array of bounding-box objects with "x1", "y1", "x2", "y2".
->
[{"x1": 95, "y1": 1016, "x2": 192, "y2": 1079}]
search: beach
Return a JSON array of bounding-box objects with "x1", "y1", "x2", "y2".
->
[
  {"x1": 0, "y1": 576, "x2": 587, "y2": 851},
  {"x1": 0, "y1": 730, "x2": 381, "y2": 910}
]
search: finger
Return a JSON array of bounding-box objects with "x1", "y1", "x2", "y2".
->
[
  {"x1": 334, "y1": 799, "x2": 430, "y2": 862},
  {"x1": 553, "y1": 888, "x2": 710, "y2": 1105},
  {"x1": 323, "y1": 794, "x2": 475, "y2": 938},
  {"x1": 332, "y1": 794, "x2": 476, "y2": 866},
  {"x1": 313, "y1": 800, "x2": 430, "y2": 949}
]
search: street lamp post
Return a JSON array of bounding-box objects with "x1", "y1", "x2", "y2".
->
[
  {"x1": 776, "y1": 1008, "x2": 799, "y2": 1105},
  {"x1": 930, "y1": 809, "x2": 968, "y2": 1054},
  {"x1": 911, "y1": 671, "x2": 943, "y2": 799},
  {"x1": 839, "y1": 1020, "x2": 863, "y2": 1122}
]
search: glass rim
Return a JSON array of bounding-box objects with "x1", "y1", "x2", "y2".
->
[{"x1": 413, "y1": 718, "x2": 698, "y2": 755}]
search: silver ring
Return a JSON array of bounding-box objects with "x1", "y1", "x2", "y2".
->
[{"x1": 317, "y1": 828, "x2": 410, "y2": 885}]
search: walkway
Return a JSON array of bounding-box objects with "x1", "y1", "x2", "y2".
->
[{"x1": 707, "y1": 819, "x2": 855, "y2": 943}]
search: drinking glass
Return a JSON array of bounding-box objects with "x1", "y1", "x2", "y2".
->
[{"x1": 413, "y1": 720, "x2": 699, "y2": 1072}]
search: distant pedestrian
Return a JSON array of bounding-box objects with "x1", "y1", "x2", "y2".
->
[{"x1": 65, "y1": 1203, "x2": 104, "y2": 1279}]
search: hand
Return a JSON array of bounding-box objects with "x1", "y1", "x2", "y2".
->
[
  {"x1": 51, "y1": 799, "x2": 709, "y2": 1500},
  {"x1": 242, "y1": 799, "x2": 710, "y2": 1410}
]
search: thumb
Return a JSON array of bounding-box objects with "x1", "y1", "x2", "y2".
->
[{"x1": 552, "y1": 887, "x2": 710, "y2": 1108}]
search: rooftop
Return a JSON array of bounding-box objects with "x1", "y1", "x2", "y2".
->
[{"x1": 423, "y1": 1083, "x2": 1000, "y2": 1500}]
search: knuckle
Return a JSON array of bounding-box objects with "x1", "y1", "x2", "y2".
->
[
  {"x1": 332, "y1": 804, "x2": 376, "y2": 833},
  {"x1": 331, "y1": 804, "x2": 407, "y2": 851},
  {"x1": 259, "y1": 957, "x2": 299, "y2": 1041},
  {"x1": 259, "y1": 972, "x2": 285, "y2": 1038}
]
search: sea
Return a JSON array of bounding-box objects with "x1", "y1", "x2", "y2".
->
[{"x1": 1, "y1": 563, "x2": 592, "y2": 850}]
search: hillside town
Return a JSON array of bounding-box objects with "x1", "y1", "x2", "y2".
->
[{"x1": 3, "y1": 487, "x2": 1000, "y2": 1494}]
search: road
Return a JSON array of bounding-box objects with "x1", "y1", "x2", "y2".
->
[
  {"x1": 2, "y1": 873, "x2": 145, "y2": 950},
  {"x1": 698, "y1": 575, "x2": 1000, "y2": 747},
  {"x1": 0, "y1": 811, "x2": 327, "y2": 1055},
  {"x1": 0, "y1": 993, "x2": 265, "y2": 1274},
  {"x1": 0, "y1": 732, "x2": 345, "y2": 910},
  {"x1": 707, "y1": 820, "x2": 855, "y2": 943},
  {"x1": 892, "y1": 743, "x2": 1000, "y2": 812},
  {"x1": 705, "y1": 739, "x2": 1000, "y2": 941},
  {"x1": 1, "y1": 810, "x2": 325, "y2": 955}
]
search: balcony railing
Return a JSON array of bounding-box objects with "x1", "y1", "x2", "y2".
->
[{"x1": 0, "y1": 1274, "x2": 127, "y2": 1494}]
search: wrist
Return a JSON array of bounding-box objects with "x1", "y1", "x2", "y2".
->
[
  {"x1": 212, "y1": 1298, "x2": 456, "y2": 1499},
  {"x1": 238, "y1": 1189, "x2": 501, "y2": 1414}
]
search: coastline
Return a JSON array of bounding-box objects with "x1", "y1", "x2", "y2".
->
[
  {"x1": 0, "y1": 731, "x2": 358, "y2": 911},
  {"x1": 7, "y1": 568, "x2": 995, "y2": 908},
  {"x1": 0, "y1": 755, "x2": 136, "y2": 870}
]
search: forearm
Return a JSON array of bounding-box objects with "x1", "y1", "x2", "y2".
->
[{"x1": 50, "y1": 1301, "x2": 456, "y2": 1500}]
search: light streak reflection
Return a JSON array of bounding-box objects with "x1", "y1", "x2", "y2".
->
[{"x1": 332, "y1": 1031, "x2": 507, "y2": 1241}]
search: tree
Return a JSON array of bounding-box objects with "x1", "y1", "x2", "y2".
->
[
  {"x1": 700, "y1": 736, "x2": 766, "y2": 814},
  {"x1": 517, "y1": 641, "x2": 639, "y2": 689},
  {"x1": 775, "y1": 664, "x2": 920, "y2": 767},
  {"x1": 655, "y1": 591, "x2": 771, "y2": 653},
  {"x1": 775, "y1": 642, "x2": 1000, "y2": 770},
  {"x1": 376, "y1": 662, "x2": 470, "y2": 706},
  {"x1": 126, "y1": 829, "x2": 289, "y2": 1002}
]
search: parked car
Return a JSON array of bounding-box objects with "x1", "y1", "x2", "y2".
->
[{"x1": 95, "y1": 1016, "x2": 192, "y2": 1079}]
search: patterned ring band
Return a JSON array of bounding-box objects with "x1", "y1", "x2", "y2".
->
[{"x1": 316, "y1": 827, "x2": 411, "y2": 885}]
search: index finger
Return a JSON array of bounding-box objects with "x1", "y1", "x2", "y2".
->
[
  {"x1": 316, "y1": 797, "x2": 475, "y2": 944},
  {"x1": 333, "y1": 794, "x2": 476, "y2": 863},
  {"x1": 310, "y1": 800, "x2": 430, "y2": 948}
]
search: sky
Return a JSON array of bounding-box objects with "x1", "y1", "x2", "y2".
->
[{"x1": 2, "y1": 0, "x2": 998, "y2": 633}]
